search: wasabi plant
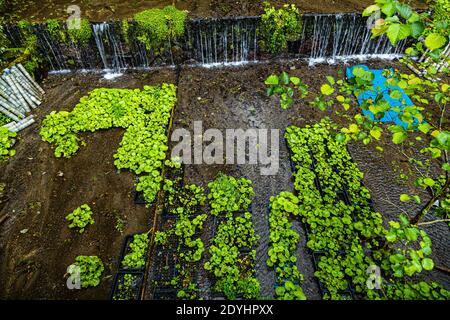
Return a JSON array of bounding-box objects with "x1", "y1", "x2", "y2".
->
[
  {"x1": 0, "y1": 127, "x2": 17, "y2": 162},
  {"x1": 66, "y1": 204, "x2": 94, "y2": 233},
  {"x1": 122, "y1": 233, "x2": 149, "y2": 269},
  {"x1": 67, "y1": 256, "x2": 104, "y2": 288}
]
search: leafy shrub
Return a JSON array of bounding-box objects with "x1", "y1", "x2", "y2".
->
[
  {"x1": 67, "y1": 18, "x2": 92, "y2": 45},
  {"x1": 122, "y1": 233, "x2": 149, "y2": 269},
  {"x1": 258, "y1": 2, "x2": 302, "y2": 54},
  {"x1": 68, "y1": 256, "x2": 104, "y2": 288},
  {"x1": 46, "y1": 19, "x2": 66, "y2": 42},
  {"x1": 0, "y1": 127, "x2": 16, "y2": 161},
  {"x1": 66, "y1": 204, "x2": 94, "y2": 233}
]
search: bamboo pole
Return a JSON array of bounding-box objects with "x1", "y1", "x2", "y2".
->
[
  {"x1": 9, "y1": 73, "x2": 38, "y2": 109},
  {"x1": 17, "y1": 64, "x2": 45, "y2": 95}
]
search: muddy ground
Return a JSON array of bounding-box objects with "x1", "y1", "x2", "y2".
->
[
  {"x1": 0, "y1": 70, "x2": 176, "y2": 299},
  {"x1": 0, "y1": 59, "x2": 449, "y2": 300},
  {"x1": 1, "y1": 0, "x2": 428, "y2": 23}
]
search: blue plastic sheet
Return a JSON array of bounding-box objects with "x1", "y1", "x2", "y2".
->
[{"x1": 346, "y1": 64, "x2": 416, "y2": 129}]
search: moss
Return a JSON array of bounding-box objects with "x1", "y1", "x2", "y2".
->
[
  {"x1": 67, "y1": 18, "x2": 92, "y2": 46},
  {"x1": 121, "y1": 19, "x2": 130, "y2": 45},
  {"x1": 134, "y1": 6, "x2": 187, "y2": 51}
]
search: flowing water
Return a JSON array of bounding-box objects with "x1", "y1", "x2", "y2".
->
[{"x1": 3, "y1": 13, "x2": 408, "y2": 73}]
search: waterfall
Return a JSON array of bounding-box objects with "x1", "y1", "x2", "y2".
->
[
  {"x1": 186, "y1": 17, "x2": 258, "y2": 67},
  {"x1": 2, "y1": 13, "x2": 410, "y2": 73},
  {"x1": 92, "y1": 22, "x2": 127, "y2": 72},
  {"x1": 296, "y1": 13, "x2": 408, "y2": 65}
]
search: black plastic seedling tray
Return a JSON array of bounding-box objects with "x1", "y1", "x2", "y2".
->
[
  {"x1": 133, "y1": 187, "x2": 147, "y2": 205},
  {"x1": 110, "y1": 271, "x2": 144, "y2": 300},
  {"x1": 153, "y1": 287, "x2": 177, "y2": 300},
  {"x1": 118, "y1": 234, "x2": 148, "y2": 273}
]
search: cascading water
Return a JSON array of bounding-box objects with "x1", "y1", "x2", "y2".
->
[
  {"x1": 186, "y1": 17, "x2": 258, "y2": 66},
  {"x1": 296, "y1": 13, "x2": 407, "y2": 65},
  {"x1": 92, "y1": 22, "x2": 127, "y2": 73},
  {"x1": 2, "y1": 13, "x2": 410, "y2": 73}
]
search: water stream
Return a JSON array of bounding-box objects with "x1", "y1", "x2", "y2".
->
[{"x1": 3, "y1": 13, "x2": 408, "y2": 74}]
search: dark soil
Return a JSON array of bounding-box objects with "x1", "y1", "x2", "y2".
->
[
  {"x1": 1, "y1": 58, "x2": 448, "y2": 300},
  {"x1": 0, "y1": 69, "x2": 176, "y2": 299},
  {"x1": 1, "y1": 0, "x2": 428, "y2": 23}
]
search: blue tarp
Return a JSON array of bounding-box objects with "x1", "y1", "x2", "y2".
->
[{"x1": 346, "y1": 64, "x2": 416, "y2": 129}]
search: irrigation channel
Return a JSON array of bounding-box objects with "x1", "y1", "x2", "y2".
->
[{"x1": 0, "y1": 14, "x2": 448, "y2": 301}]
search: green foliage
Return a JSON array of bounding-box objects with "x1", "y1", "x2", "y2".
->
[
  {"x1": 136, "y1": 175, "x2": 163, "y2": 205},
  {"x1": 155, "y1": 181, "x2": 207, "y2": 299},
  {"x1": 0, "y1": 127, "x2": 16, "y2": 162},
  {"x1": 122, "y1": 233, "x2": 149, "y2": 269},
  {"x1": 377, "y1": 214, "x2": 435, "y2": 277},
  {"x1": 385, "y1": 281, "x2": 450, "y2": 300},
  {"x1": 46, "y1": 19, "x2": 66, "y2": 42},
  {"x1": 268, "y1": 192, "x2": 306, "y2": 300},
  {"x1": 204, "y1": 212, "x2": 260, "y2": 299},
  {"x1": 15, "y1": 20, "x2": 43, "y2": 75},
  {"x1": 134, "y1": 6, "x2": 187, "y2": 51},
  {"x1": 66, "y1": 204, "x2": 94, "y2": 233},
  {"x1": 207, "y1": 173, "x2": 254, "y2": 216},
  {"x1": 364, "y1": 0, "x2": 449, "y2": 74},
  {"x1": 259, "y1": 2, "x2": 302, "y2": 54},
  {"x1": 68, "y1": 256, "x2": 104, "y2": 288},
  {"x1": 265, "y1": 71, "x2": 309, "y2": 110},
  {"x1": 40, "y1": 84, "x2": 177, "y2": 206},
  {"x1": 121, "y1": 19, "x2": 130, "y2": 45},
  {"x1": 113, "y1": 274, "x2": 140, "y2": 300},
  {"x1": 67, "y1": 18, "x2": 92, "y2": 45},
  {"x1": 0, "y1": 113, "x2": 11, "y2": 126}
]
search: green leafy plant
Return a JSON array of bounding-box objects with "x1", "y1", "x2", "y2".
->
[
  {"x1": 113, "y1": 273, "x2": 140, "y2": 300},
  {"x1": 46, "y1": 19, "x2": 66, "y2": 42},
  {"x1": 207, "y1": 173, "x2": 254, "y2": 216},
  {"x1": 0, "y1": 127, "x2": 17, "y2": 161},
  {"x1": 258, "y1": 2, "x2": 302, "y2": 54},
  {"x1": 66, "y1": 204, "x2": 94, "y2": 233},
  {"x1": 67, "y1": 256, "x2": 104, "y2": 288},
  {"x1": 268, "y1": 192, "x2": 306, "y2": 300},
  {"x1": 40, "y1": 84, "x2": 177, "y2": 207},
  {"x1": 67, "y1": 18, "x2": 92, "y2": 45},
  {"x1": 122, "y1": 233, "x2": 149, "y2": 269},
  {"x1": 265, "y1": 71, "x2": 309, "y2": 110}
]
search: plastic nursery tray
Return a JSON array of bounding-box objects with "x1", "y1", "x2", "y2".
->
[
  {"x1": 110, "y1": 271, "x2": 144, "y2": 301},
  {"x1": 152, "y1": 249, "x2": 179, "y2": 283},
  {"x1": 133, "y1": 187, "x2": 147, "y2": 205},
  {"x1": 118, "y1": 234, "x2": 149, "y2": 273},
  {"x1": 153, "y1": 287, "x2": 177, "y2": 300}
]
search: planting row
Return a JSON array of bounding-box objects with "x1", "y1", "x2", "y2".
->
[{"x1": 285, "y1": 118, "x2": 449, "y2": 300}]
